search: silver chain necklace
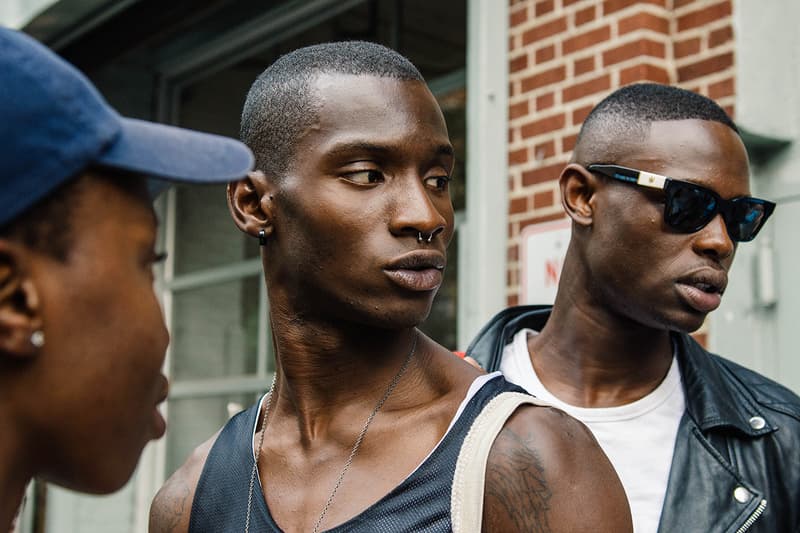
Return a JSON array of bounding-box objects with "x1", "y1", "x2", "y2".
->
[{"x1": 244, "y1": 331, "x2": 418, "y2": 533}]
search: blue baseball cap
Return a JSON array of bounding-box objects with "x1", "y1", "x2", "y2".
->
[{"x1": 0, "y1": 28, "x2": 254, "y2": 227}]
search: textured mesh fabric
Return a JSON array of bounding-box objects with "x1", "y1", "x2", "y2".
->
[{"x1": 189, "y1": 375, "x2": 524, "y2": 532}]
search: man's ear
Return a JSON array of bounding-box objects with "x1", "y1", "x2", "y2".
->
[
  {"x1": 559, "y1": 163, "x2": 601, "y2": 228},
  {"x1": 227, "y1": 171, "x2": 276, "y2": 239},
  {"x1": 0, "y1": 241, "x2": 43, "y2": 359}
]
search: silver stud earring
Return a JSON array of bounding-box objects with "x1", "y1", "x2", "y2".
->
[{"x1": 30, "y1": 330, "x2": 45, "y2": 348}]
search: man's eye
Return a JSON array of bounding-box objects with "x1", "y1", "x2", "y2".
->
[
  {"x1": 425, "y1": 176, "x2": 451, "y2": 191},
  {"x1": 343, "y1": 170, "x2": 383, "y2": 185}
]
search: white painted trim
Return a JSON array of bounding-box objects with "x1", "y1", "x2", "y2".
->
[
  {"x1": 459, "y1": 0, "x2": 509, "y2": 349},
  {"x1": 165, "y1": 259, "x2": 262, "y2": 292}
]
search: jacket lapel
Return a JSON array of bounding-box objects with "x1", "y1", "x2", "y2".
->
[{"x1": 658, "y1": 415, "x2": 766, "y2": 533}]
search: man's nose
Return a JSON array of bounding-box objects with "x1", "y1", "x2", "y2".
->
[
  {"x1": 389, "y1": 177, "x2": 448, "y2": 240},
  {"x1": 693, "y1": 213, "x2": 735, "y2": 261}
]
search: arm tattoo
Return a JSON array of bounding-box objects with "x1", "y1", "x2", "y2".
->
[{"x1": 484, "y1": 426, "x2": 553, "y2": 533}]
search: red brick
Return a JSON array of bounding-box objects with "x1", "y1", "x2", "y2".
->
[
  {"x1": 535, "y1": 44, "x2": 556, "y2": 64},
  {"x1": 510, "y1": 100, "x2": 529, "y2": 120},
  {"x1": 522, "y1": 162, "x2": 565, "y2": 186},
  {"x1": 507, "y1": 268, "x2": 517, "y2": 287},
  {"x1": 603, "y1": 38, "x2": 666, "y2": 67},
  {"x1": 536, "y1": 92, "x2": 555, "y2": 110},
  {"x1": 674, "y1": 0, "x2": 695, "y2": 7},
  {"x1": 522, "y1": 16, "x2": 568, "y2": 45},
  {"x1": 511, "y1": 54, "x2": 528, "y2": 73},
  {"x1": 562, "y1": 133, "x2": 579, "y2": 152},
  {"x1": 620, "y1": 63, "x2": 671, "y2": 85},
  {"x1": 520, "y1": 113, "x2": 566, "y2": 139},
  {"x1": 510, "y1": 6, "x2": 528, "y2": 27},
  {"x1": 677, "y1": 52, "x2": 733, "y2": 82},
  {"x1": 519, "y1": 211, "x2": 567, "y2": 232},
  {"x1": 535, "y1": 0, "x2": 555, "y2": 17},
  {"x1": 562, "y1": 74, "x2": 611, "y2": 102},
  {"x1": 562, "y1": 0, "x2": 583, "y2": 5},
  {"x1": 677, "y1": 2, "x2": 732, "y2": 32},
  {"x1": 509, "y1": 148, "x2": 528, "y2": 166},
  {"x1": 575, "y1": 6, "x2": 596, "y2": 26},
  {"x1": 572, "y1": 103, "x2": 594, "y2": 126},
  {"x1": 510, "y1": 196, "x2": 529, "y2": 214},
  {"x1": 574, "y1": 55, "x2": 595, "y2": 76},
  {"x1": 508, "y1": 245, "x2": 519, "y2": 263},
  {"x1": 563, "y1": 25, "x2": 612, "y2": 55},
  {"x1": 534, "y1": 140, "x2": 556, "y2": 160},
  {"x1": 618, "y1": 12, "x2": 670, "y2": 35},
  {"x1": 708, "y1": 77, "x2": 734, "y2": 99},
  {"x1": 534, "y1": 189, "x2": 555, "y2": 208},
  {"x1": 674, "y1": 37, "x2": 701, "y2": 59},
  {"x1": 507, "y1": 294, "x2": 519, "y2": 307},
  {"x1": 724, "y1": 104, "x2": 735, "y2": 118},
  {"x1": 709, "y1": 25, "x2": 733, "y2": 48},
  {"x1": 521, "y1": 65, "x2": 566, "y2": 93},
  {"x1": 603, "y1": 0, "x2": 666, "y2": 15}
]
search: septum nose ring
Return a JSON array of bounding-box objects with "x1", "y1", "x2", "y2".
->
[{"x1": 417, "y1": 232, "x2": 434, "y2": 244}]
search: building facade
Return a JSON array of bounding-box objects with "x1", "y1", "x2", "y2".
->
[{"x1": 4, "y1": 1, "x2": 798, "y2": 531}]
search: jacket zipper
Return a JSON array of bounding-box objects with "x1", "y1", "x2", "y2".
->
[{"x1": 734, "y1": 499, "x2": 767, "y2": 533}]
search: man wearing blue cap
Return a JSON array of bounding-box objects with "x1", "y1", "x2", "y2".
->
[{"x1": 0, "y1": 28, "x2": 253, "y2": 531}]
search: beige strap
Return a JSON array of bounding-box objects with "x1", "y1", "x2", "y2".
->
[{"x1": 451, "y1": 392, "x2": 551, "y2": 532}]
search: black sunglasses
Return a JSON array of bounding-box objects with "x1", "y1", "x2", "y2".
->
[{"x1": 587, "y1": 164, "x2": 776, "y2": 242}]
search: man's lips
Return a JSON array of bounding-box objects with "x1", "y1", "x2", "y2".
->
[
  {"x1": 384, "y1": 251, "x2": 446, "y2": 292},
  {"x1": 152, "y1": 375, "x2": 169, "y2": 438},
  {"x1": 676, "y1": 269, "x2": 728, "y2": 313}
]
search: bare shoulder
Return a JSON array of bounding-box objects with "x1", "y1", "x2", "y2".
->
[
  {"x1": 149, "y1": 431, "x2": 220, "y2": 533},
  {"x1": 483, "y1": 405, "x2": 632, "y2": 533}
]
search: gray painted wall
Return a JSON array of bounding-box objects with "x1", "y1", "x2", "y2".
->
[{"x1": 710, "y1": 0, "x2": 800, "y2": 394}]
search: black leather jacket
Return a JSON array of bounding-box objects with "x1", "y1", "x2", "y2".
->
[{"x1": 467, "y1": 305, "x2": 800, "y2": 533}]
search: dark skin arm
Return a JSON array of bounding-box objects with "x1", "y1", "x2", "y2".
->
[
  {"x1": 484, "y1": 405, "x2": 632, "y2": 532},
  {"x1": 148, "y1": 432, "x2": 219, "y2": 533}
]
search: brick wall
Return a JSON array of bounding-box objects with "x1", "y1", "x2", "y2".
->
[{"x1": 506, "y1": 0, "x2": 736, "y2": 305}]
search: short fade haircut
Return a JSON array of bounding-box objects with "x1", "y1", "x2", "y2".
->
[
  {"x1": 240, "y1": 41, "x2": 425, "y2": 178},
  {"x1": 573, "y1": 83, "x2": 739, "y2": 165}
]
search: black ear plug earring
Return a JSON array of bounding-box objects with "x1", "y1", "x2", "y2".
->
[{"x1": 258, "y1": 229, "x2": 267, "y2": 246}]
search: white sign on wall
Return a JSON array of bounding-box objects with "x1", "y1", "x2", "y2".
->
[{"x1": 520, "y1": 218, "x2": 571, "y2": 305}]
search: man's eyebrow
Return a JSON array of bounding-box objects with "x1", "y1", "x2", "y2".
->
[
  {"x1": 326, "y1": 142, "x2": 455, "y2": 158},
  {"x1": 327, "y1": 142, "x2": 391, "y2": 157},
  {"x1": 435, "y1": 144, "x2": 455, "y2": 157}
]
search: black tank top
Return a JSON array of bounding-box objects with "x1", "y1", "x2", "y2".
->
[{"x1": 189, "y1": 374, "x2": 524, "y2": 532}]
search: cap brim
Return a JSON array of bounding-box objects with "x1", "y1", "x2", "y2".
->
[{"x1": 96, "y1": 117, "x2": 254, "y2": 184}]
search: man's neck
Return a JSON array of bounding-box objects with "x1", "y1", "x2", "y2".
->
[
  {"x1": 266, "y1": 311, "x2": 425, "y2": 440},
  {"x1": 529, "y1": 297, "x2": 675, "y2": 408}
]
